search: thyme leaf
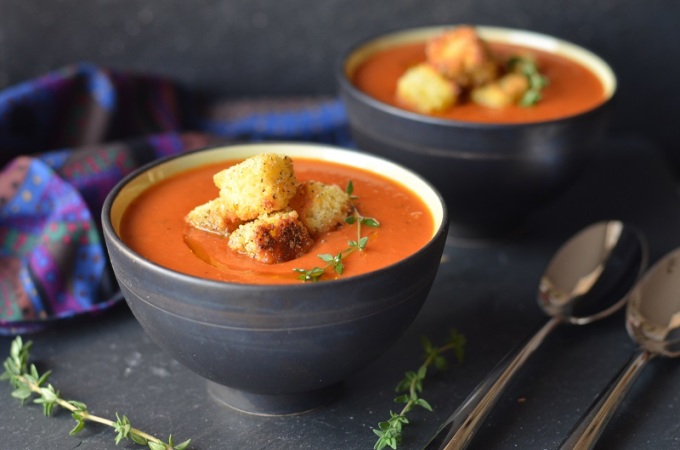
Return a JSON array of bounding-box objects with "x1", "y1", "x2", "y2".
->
[
  {"x1": 373, "y1": 329, "x2": 466, "y2": 450},
  {"x1": 508, "y1": 56, "x2": 549, "y2": 107},
  {"x1": 2, "y1": 336, "x2": 191, "y2": 450},
  {"x1": 294, "y1": 180, "x2": 379, "y2": 282}
]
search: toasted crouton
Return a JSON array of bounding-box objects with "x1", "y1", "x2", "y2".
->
[
  {"x1": 290, "y1": 181, "x2": 353, "y2": 236},
  {"x1": 228, "y1": 210, "x2": 313, "y2": 264},
  {"x1": 213, "y1": 153, "x2": 298, "y2": 221},
  {"x1": 396, "y1": 63, "x2": 460, "y2": 114},
  {"x1": 471, "y1": 73, "x2": 530, "y2": 108},
  {"x1": 185, "y1": 197, "x2": 241, "y2": 235},
  {"x1": 425, "y1": 26, "x2": 499, "y2": 88}
]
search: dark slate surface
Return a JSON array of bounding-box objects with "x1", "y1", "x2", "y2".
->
[
  {"x1": 0, "y1": 1, "x2": 679, "y2": 171},
  {"x1": 2, "y1": 134, "x2": 680, "y2": 450}
]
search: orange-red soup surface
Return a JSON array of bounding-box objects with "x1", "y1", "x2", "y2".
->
[
  {"x1": 352, "y1": 41, "x2": 606, "y2": 124},
  {"x1": 120, "y1": 158, "x2": 434, "y2": 284}
]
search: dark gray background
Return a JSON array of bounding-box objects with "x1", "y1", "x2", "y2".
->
[{"x1": 1, "y1": 0, "x2": 678, "y2": 168}]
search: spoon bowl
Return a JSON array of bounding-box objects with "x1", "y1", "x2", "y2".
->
[
  {"x1": 560, "y1": 246, "x2": 680, "y2": 449},
  {"x1": 424, "y1": 220, "x2": 647, "y2": 450},
  {"x1": 626, "y1": 250, "x2": 680, "y2": 357},
  {"x1": 539, "y1": 221, "x2": 648, "y2": 324}
]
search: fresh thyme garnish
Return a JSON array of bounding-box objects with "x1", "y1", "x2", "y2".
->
[
  {"x1": 1, "y1": 336, "x2": 191, "y2": 450},
  {"x1": 373, "y1": 329, "x2": 466, "y2": 450},
  {"x1": 508, "y1": 56, "x2": 549, "y2": 107},
  {"x1": 294, "y1": 180, "x2": 380, "y2": 282}
]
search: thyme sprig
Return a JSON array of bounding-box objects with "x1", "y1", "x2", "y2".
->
[
  {"x1": 373, "y1": 329, "x2": 466, "y2": 450},
  {"x1": 294, "y1": 180, "x2": 380, "y2": 282},
  {"x1": 508, "y1": 56, "x2": 549, "y2": 107},
  {"x1": 1, "y1": 336, "x2": 191, "y2": 450}
]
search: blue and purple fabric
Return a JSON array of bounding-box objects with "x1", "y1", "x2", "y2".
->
[{"x1": 0, "y1": 63, "x2": 350, "y2": 335}]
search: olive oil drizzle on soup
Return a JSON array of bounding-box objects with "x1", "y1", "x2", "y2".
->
[
  {"x1": 352, "y1": 41, "x2": 606, "y2": 124},
  {"x1": 120, "y1": 158, "x2": 434, "y2": 284}
]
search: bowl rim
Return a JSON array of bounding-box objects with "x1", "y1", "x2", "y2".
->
[
  {"x1": 336, "y1": 24, "x2": 617, "y2": 129},
  {"x1": 101, "y1": 142, "x2": 449, "y2": 291}
]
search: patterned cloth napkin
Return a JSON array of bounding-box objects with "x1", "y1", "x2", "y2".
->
[{"x1": 0, "y1": 63, "x2": 351, "y2": 335}]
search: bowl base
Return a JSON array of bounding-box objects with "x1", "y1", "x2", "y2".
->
[{"x1": 207, "y1": 380, "x2": 342, "y2": 416}]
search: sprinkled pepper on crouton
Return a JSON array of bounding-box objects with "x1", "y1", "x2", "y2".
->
[
  {"x1": 290, "y1": 181, "x2": 353, "y2": 236},
  {"x1": 228, "y1": 210, "x2": 313, "y2": 264},
  {"x1": 185, "y1": 197, "x2": 242, "y2": 235},
  {"x1": 213, "y1": 153, "x2": 298, "y2": 221}
]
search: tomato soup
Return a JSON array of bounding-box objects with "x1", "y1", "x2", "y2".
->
[
  {"x1": 120, "y1": 158, "x2": 435, "y2": 284},
  {"x1": 352, "y1": 41, "x2": 606, "y2": 124}
]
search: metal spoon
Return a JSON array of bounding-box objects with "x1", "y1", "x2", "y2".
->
[
  {"x1": 559, "y1": 246, "x2": 680, "y2": 450},
  {"x1": 423, "y1": 220, "x2": 647, "y2": 450}
]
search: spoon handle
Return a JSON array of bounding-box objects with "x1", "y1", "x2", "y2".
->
[
  {"x1": 559, "y1": 349, "x2": 654, "y2": 450},
  {"x1": 422, "y1": 317, "x2": 561, "y2": 450}
]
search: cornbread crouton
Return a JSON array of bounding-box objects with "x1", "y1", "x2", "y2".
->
[
  {"x1": 213, "y1": 153, "x2": 298, "y2": 221},
  {"x1": 425, "y1": 26, "x2": 499, "y2": 88},
  {"x1": 228, "y1": 210, "x2": 314, "y2": 264},
  {"x1": 471, "y1": 73, "x2": 530, "y2": 108},
  {"x1": 290, "y1": 181, "x2": 353, "y2": 236},
  {"x1": 396, "y1": 63, "x2": 460, "y2": 114},
  {"x1": 185, "y1": 197, "x2": 241, "y2": 235}
]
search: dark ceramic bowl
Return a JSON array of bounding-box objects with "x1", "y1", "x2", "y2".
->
[
  {"x1": 338, "y1": 25, "x2": 617, "y2": 238},
  {"x1": 102, "y1": 142, "x2": 448, "y2": 415}
]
